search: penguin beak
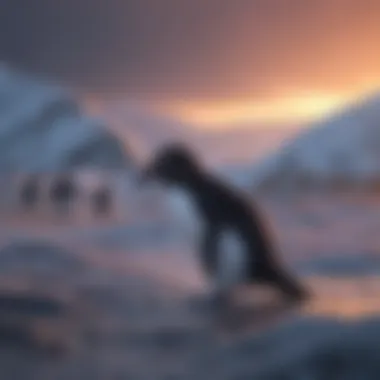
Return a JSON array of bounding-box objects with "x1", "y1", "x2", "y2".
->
[{"x1": 137, "y1": 165, "x2": 156, "y2": 187}]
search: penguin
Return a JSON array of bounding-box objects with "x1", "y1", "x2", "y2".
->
[
  {"x1": 140, "y1": 143, "x2": 309, "y2": 310},
  {"x1": 50, "y1": 174, "x2": 77, "y2": 214},
  {"x1": 20, "y1": 175, "x2": 39, "y2": 211},
  {"x1": 91, "y1": 186, "x2": 112, "y2": 217}
]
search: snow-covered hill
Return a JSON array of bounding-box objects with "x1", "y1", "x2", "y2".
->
[
  {"x1": 251, "y1": 93, "x2": 380, "y2": 191},
  {"x1": 0, "y1": 64, "x2": 129, "y2": 172}
]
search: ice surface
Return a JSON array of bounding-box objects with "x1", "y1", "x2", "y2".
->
[{"x1": 0, "y1": 189, "x2": 379, "y2": 378}]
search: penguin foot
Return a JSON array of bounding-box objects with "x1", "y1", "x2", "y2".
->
[
  {"x1": 209, "y1": 291, "x2": 234, "y2": 315},
  {"x1": 188, "y1": 291, "x2": 232, "y2": 313},
  {"x1": 281, "y1": 284, "x2": 311, "y2": 306},
  {"x1": 187, "y1": 295, "x2": 214, "y2": 314}
]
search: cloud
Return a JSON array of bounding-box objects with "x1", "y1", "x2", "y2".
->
[{"x1": 1, "y1": 0, "x2": 380, "y2": 101}]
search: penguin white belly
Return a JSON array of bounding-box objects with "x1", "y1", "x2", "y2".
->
[
  {"x1": 164, "y1": 187, "x2": 204, "y2": 244},
  {"x1": 211, "y1": 229, "x2": 250, "y2": 294}
]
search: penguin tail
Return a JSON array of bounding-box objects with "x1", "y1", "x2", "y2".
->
[{"x1": 267, "y1": 266, "x2": 310, "y2": 303}]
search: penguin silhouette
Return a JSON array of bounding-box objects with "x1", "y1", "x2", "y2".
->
[
  {"x1": 141, "y1": 143, "x2": 309, "y2": 309},
  {"x1": 20, "y1": 175, "x2": 39, "y2": 211},
  {"x1": 91, "y1": 186, "x2": 112, "y2": 217},
  {"x1": 50, "y1": 174, "x2": 77, "y2": 215}
]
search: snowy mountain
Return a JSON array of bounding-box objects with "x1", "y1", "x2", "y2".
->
[
  {"x1": 251, "y1": 93, "x2": 380, "y2": 191},
  {"x1": 0, "y1": 64, "x2": 129, "y2": 172}
]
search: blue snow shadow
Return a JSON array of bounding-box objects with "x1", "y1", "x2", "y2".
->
[{"x1": 295, "y1": 252, "x2": 380, "y2": 277}]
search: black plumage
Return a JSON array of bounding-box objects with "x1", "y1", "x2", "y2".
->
[{"x1": 142, "y1": 143, "x2": 309, "y2": 305}]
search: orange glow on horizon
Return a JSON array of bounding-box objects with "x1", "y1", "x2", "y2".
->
[
  {"x1": 157, "y1": 77, "x2": 380, "y2": 129},
  {"x1": 85, "y1": 81, "x2": 380, "y2": 131},
  {"x1": 164, "y1": 93, "x2": 360, "y2": 130}
]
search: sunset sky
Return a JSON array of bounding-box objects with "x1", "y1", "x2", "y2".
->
[{"x1": 1, "y1": 0, "x2": 380, "y2": 129}]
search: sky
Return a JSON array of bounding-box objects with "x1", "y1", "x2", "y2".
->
[{"x1": 1, "y1": 0, "x2": 380, "y2": 129}]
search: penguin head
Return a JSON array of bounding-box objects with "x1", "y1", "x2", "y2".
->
[{"x1": 142, "y1": 143, "x2": 202, "y2": 186}]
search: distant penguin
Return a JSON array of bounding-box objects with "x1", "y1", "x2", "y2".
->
[
  {"x1": 141, "y1": 144, "x2": 309, "y2": 309},
  {"x1": 91, "y1": 186, "x2": 112, "y2": 216},
  {"x1": 20, "y1": 175, "x2": 39, "y2": 211},
  {"x1": 50, "y1": 174, "x2": 77, "y2": 213}
]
